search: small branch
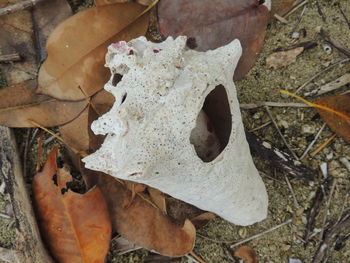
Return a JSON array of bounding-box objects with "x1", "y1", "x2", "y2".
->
[
  {"x1": 338, "y1": 3, "x2": 350, "y2": 30},
  {"x1": 313, "y1": 210, "x2": 350, "y2": 263},
  {"x1": 0, "y1": 53, "x2": 21, "y2": 63},
  {"x1": 316, "y1": 2, "x2": 326, "y2": 23},
  {"x1": 248, "y1": 121, "x2": 271, "y2": 132},
  {"x1": 230, "y1": 219, "x2": 292, "y2": 248},
  {"x1": 304, "y1": 73, "x2": 350, "y2": 97},
  {"x1": 295, "y1": 58, "x2": 350, "y2": 93},
  {"x1": 0, "y1": 0, "x2": 45, "y2": 17},
  {"x1": 265, "y1": 106, "x2": 299, "y2": 160},
  {"x1": 240, "y1": 102, "x2": 309, "y2": 110},
  {"x1": 274, "y1": 41, "x2": 317, "y2": 53},
  {"x1": 300, "y1": 123, "x2": 326, "y2": 159},
  {"x1": 284, "y1": 175, "x2": 300, "y2": 208},
  {"x1": 189, "y1": 251, "x2": 206, "y2": 263},
  {"x1": 310, "y1": 133, "x2": 337, "y2": 157},
  {"x1": 319, "y1": 179, "x2": 337, "y2": 239},
  {"x1": 284, "y1": 0, "x2": 309, "y2": 18},
  {"x1": 319, "y1": 27, "x2": 350, "y2": 57}
]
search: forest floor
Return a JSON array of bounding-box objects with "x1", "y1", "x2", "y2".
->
[{"x1": 1, "y1": 0, "x2": 350, "y2": 262}]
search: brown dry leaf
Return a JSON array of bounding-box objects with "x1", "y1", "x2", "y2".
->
[
  {"x1": 37, "y1": 3, "x2": 150, "y2": 101},
  {"x1": 83, "y1": 170, "x2": 196, "y2": 257},
  {"x1": 0, "y1": 0, "x2": 71, "y2": 85},
  {"x1": 158, "y1": 0, "x2": 270, "y2": 80},
  {"x1": 266, "y1": 47, "x2": 304, "y2": 69},
  {"x1": 271, "y1": 0, "x2": 296, "y2": 16},
  {"x1": 32, "y1": 147, "x2": 112, "y2": 263},
  {"x1": 148, "y1": 187, "x2": 167, "y2": 214},
  {"x1": 316, "y1": 95, "x2": 350, "y2": 143},
  {"x1": 234, "y1": 246, "x2": 258, "y2": 263},
  {"x1": 190, "y1": 212, "x2": 215, "y2": 229},
  {"x1": 0, "y1": 80, "x2": 87, "y2": 127}
]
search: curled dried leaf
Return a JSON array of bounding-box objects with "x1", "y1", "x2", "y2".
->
[
  {"x1": 234, "y1": 246, "x2": 258, "y2": 263},
  {"x1": 32, "y1": 147, "x2": 112, "y2": 263},
  {"x1": 266, "y1": 47, "x2": 304, "y2": 69}
]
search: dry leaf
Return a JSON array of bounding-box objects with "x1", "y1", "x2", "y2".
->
[
  {"x1": 234, "y1": 246, "x2": 258, "y2": 263},
  {"x1": 266, "y1": 47, "x2": 304, "y2": 69},
  {"x1": 157, "y1": 0, "x2": 270, "y2": 79},
  {"x1": 38, "y1": 3, "x2": 150, "y2": 101},
  {"x1": 32, "y1": 147, "x2": 111, "y2": 263},
  {"x1": 190, "y1": 212, "x2": 215, "y2": 229},
  {"x1": 148, "y1": 187, "x2": 167, "y2": 214},
  {"x1": 271, "y1": 0, "x2": 296, "y2": 16},
  {"x1": 83, "y1": 170, "x2": 196, "y2": 257},
  {"x1": 0, "y1": 0, "x2": 71, "y2": 85},
  {"x1": 316, "y1": 95, "x2": 350, "y2": 143},
  {"x1": 0, "y1": 80, "x2": 87, "y2": 127}
]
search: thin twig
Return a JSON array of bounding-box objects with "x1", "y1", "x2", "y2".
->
[
  {"x1": 230, "y1": 219, "x2": 293, "y2": 248},
  {"x1": 319, "y1": 179, "x2": 337, "y2": 239},
  {"x1": 0, "y1": 0, "x2": 45, "y2": 17},
  {"x1": 339, "y1": 157, "x2": 350, "y2": 172},
  {"x1": 304, "y1": 73, "x2": 350, "y2": 97},
  {"x1": 295, "y1": 58, "x2": 350, "y2": 93},
  {"x1": 248, "y1": 121, "x2": 272, "y2": 132},
  {"x1": 274, "y1": 14, "x2": 288, "y2": 24},
  {"x1": 338, "y1": 3, "x2": 350, "y2": 30},
  {"x1": 300, "y1": 123, "x2": 326, "y2": 159},
  {"x1": 319, "y1": 27, "x2": 350, "y2": 57},
  {"x1": 0, "y1": 212, "x2": 11, "y2": 219},
  {"x1": 310, "y1": 133, "x2": 337, "y2": 157},
  {"x1": 0, "y1": 54, "x2": 21, "y2": 63},
  {"x1": 316, "y1": 2, "x2": 326, "y2": 23},
  {"x1": 291, "y1": 4, "x2": 307, "y2": 33},
  {"x1": 284, "y1": 175, "x2": 300, "y2": 208},
  {"x1": 284, "y1": 0, "x2": 309, "y2": 18},
  {"x1": 189, "y1": 251, "x2": 206, "y2": 263},
  {"x1": 240, "y1": 102, "x2": 309, "y2": 109},
  {"x1": 265, "y1": 106, "x2": 299, "y2": 160}
]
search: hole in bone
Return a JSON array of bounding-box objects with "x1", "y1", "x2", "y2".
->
[
  {"x1": 121, "y1": 93, "x2": 127, "y2": 104},
  {"x1": 190, "y1": 85, "x2": 232, "y2": 162},
  {"x1": 112, "y1": 73, "x2": 123, "y2": 86}
]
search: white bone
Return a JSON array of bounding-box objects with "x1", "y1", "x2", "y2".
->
[{"x1": 83, "y1": 36, "x2": 268, "y2": 226}]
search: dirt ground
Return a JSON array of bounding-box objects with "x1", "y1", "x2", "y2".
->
[{"x1": 1, "y1": 0, "x2": 350, "y2": 262}]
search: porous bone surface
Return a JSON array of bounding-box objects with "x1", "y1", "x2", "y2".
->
[{"x1": 83, "y1": 36, "x2": 268, "y2": 226}]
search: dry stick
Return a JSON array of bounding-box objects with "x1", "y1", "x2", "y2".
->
[
  {"x1": 27, "y1": 120, "x2": 87, "y2": 157},
  {"x1": 0, "y1": 53, "x2": 21, "y2": 63},
  {"x1": 249, "y1": 121, "x2": 272, "y2": 132},
  {"x1": 310, "y1": 133, "x2": 337, "y2": 157},
  {"x1": 284, "y1": 175, "x2": 300, "y2": 208},
  {"x1": 300, "y1": 123, "x2": 326, "y2": 159},
  {"x1": 295, "y1": 58, "x2": 350, "y2": 93},
  {"x1": 304, "y1": 73, "x2": 350, "y2": 97},
  {"x1": 265, "y1": 106, "x2": 299, "y2": 160},
  {"x1": 0, "y1": 0, "x2": 45, "y2": 17},
  {"x1": 189, "y1": 251, "x2": 206, "y2": 263},
  {"x1": 284, "y1": 0, "x2": 309, "y2": 18},
  {"x1": 240, "y1": 102, "x2": 309, "y2": 110},
  {"x1": 230, "y1": 219, "x2": 293, "y2": 248},
  {"x1": 274, "y1": 14, "x2": 288, "y2": 24},
  {"x1": 338, "y1": 3, "x2": 350, "y2": 30},
  {"x1": 319, "y1": 28, "x2": 350, "y2": 57},
  {"x1": 319, "y1": 179, "x2": 337, "y2": 240},
  {"x1": 316, "y1": 2, "x2": 326, "y2": 23}
]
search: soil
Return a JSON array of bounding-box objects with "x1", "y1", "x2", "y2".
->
[{"x1": 1, "y1": 0, "x2": 349, "y2": 262}]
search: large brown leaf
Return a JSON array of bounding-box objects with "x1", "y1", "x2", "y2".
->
[
  {"x1": 37, "y1": 3, "x2": 150, "y2": 101},
  {"x1": 0, "y1": 80, "x2": 87, "y2": 127},
  {"x1": 157, "y1": 0, "x2": 270, "y2": 80},
  {"x1": 32, "y1": 147, "x2": 112, "y2": 263},
  {"x1": 316, "y1": 95, "x2": 350, "y2": 144},
  {"x1": 83, "y1": 170, "x2": 196, "y2": 257}
]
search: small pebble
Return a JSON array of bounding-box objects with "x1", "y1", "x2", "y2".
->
[
  {"x1": 289, "y1": 258, "x2": 302, "y2": 263},
  {"x1": 301, "y1": 124, "x2": 315, "y2": 134},
  {"x1": 291, "y1": 32, "x2": 300, "y2": 39}
]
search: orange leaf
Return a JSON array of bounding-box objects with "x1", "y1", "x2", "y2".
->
[
  {"x1": 234, "y1": 246, "x2": 259, "y2": 263},
  {"x1": 37, "y1": 3, "x2": 151, "y2": 101},
  {"x1": 280, "y1": 90, "x2": 350, "y2": 143},
  {"x1": 83, "y1": 170, "x2": 196, "y2": 257},
  {"x1": 32, "y1": 147, "x2": 112, "y2": 263},
  {"x1": 315, "y1": 95, "x2": 350, "y2": 143}
]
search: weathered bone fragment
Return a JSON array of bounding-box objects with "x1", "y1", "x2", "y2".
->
[{"x1": 83, "y1": 36, "x2": 268, "y2": 226}]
